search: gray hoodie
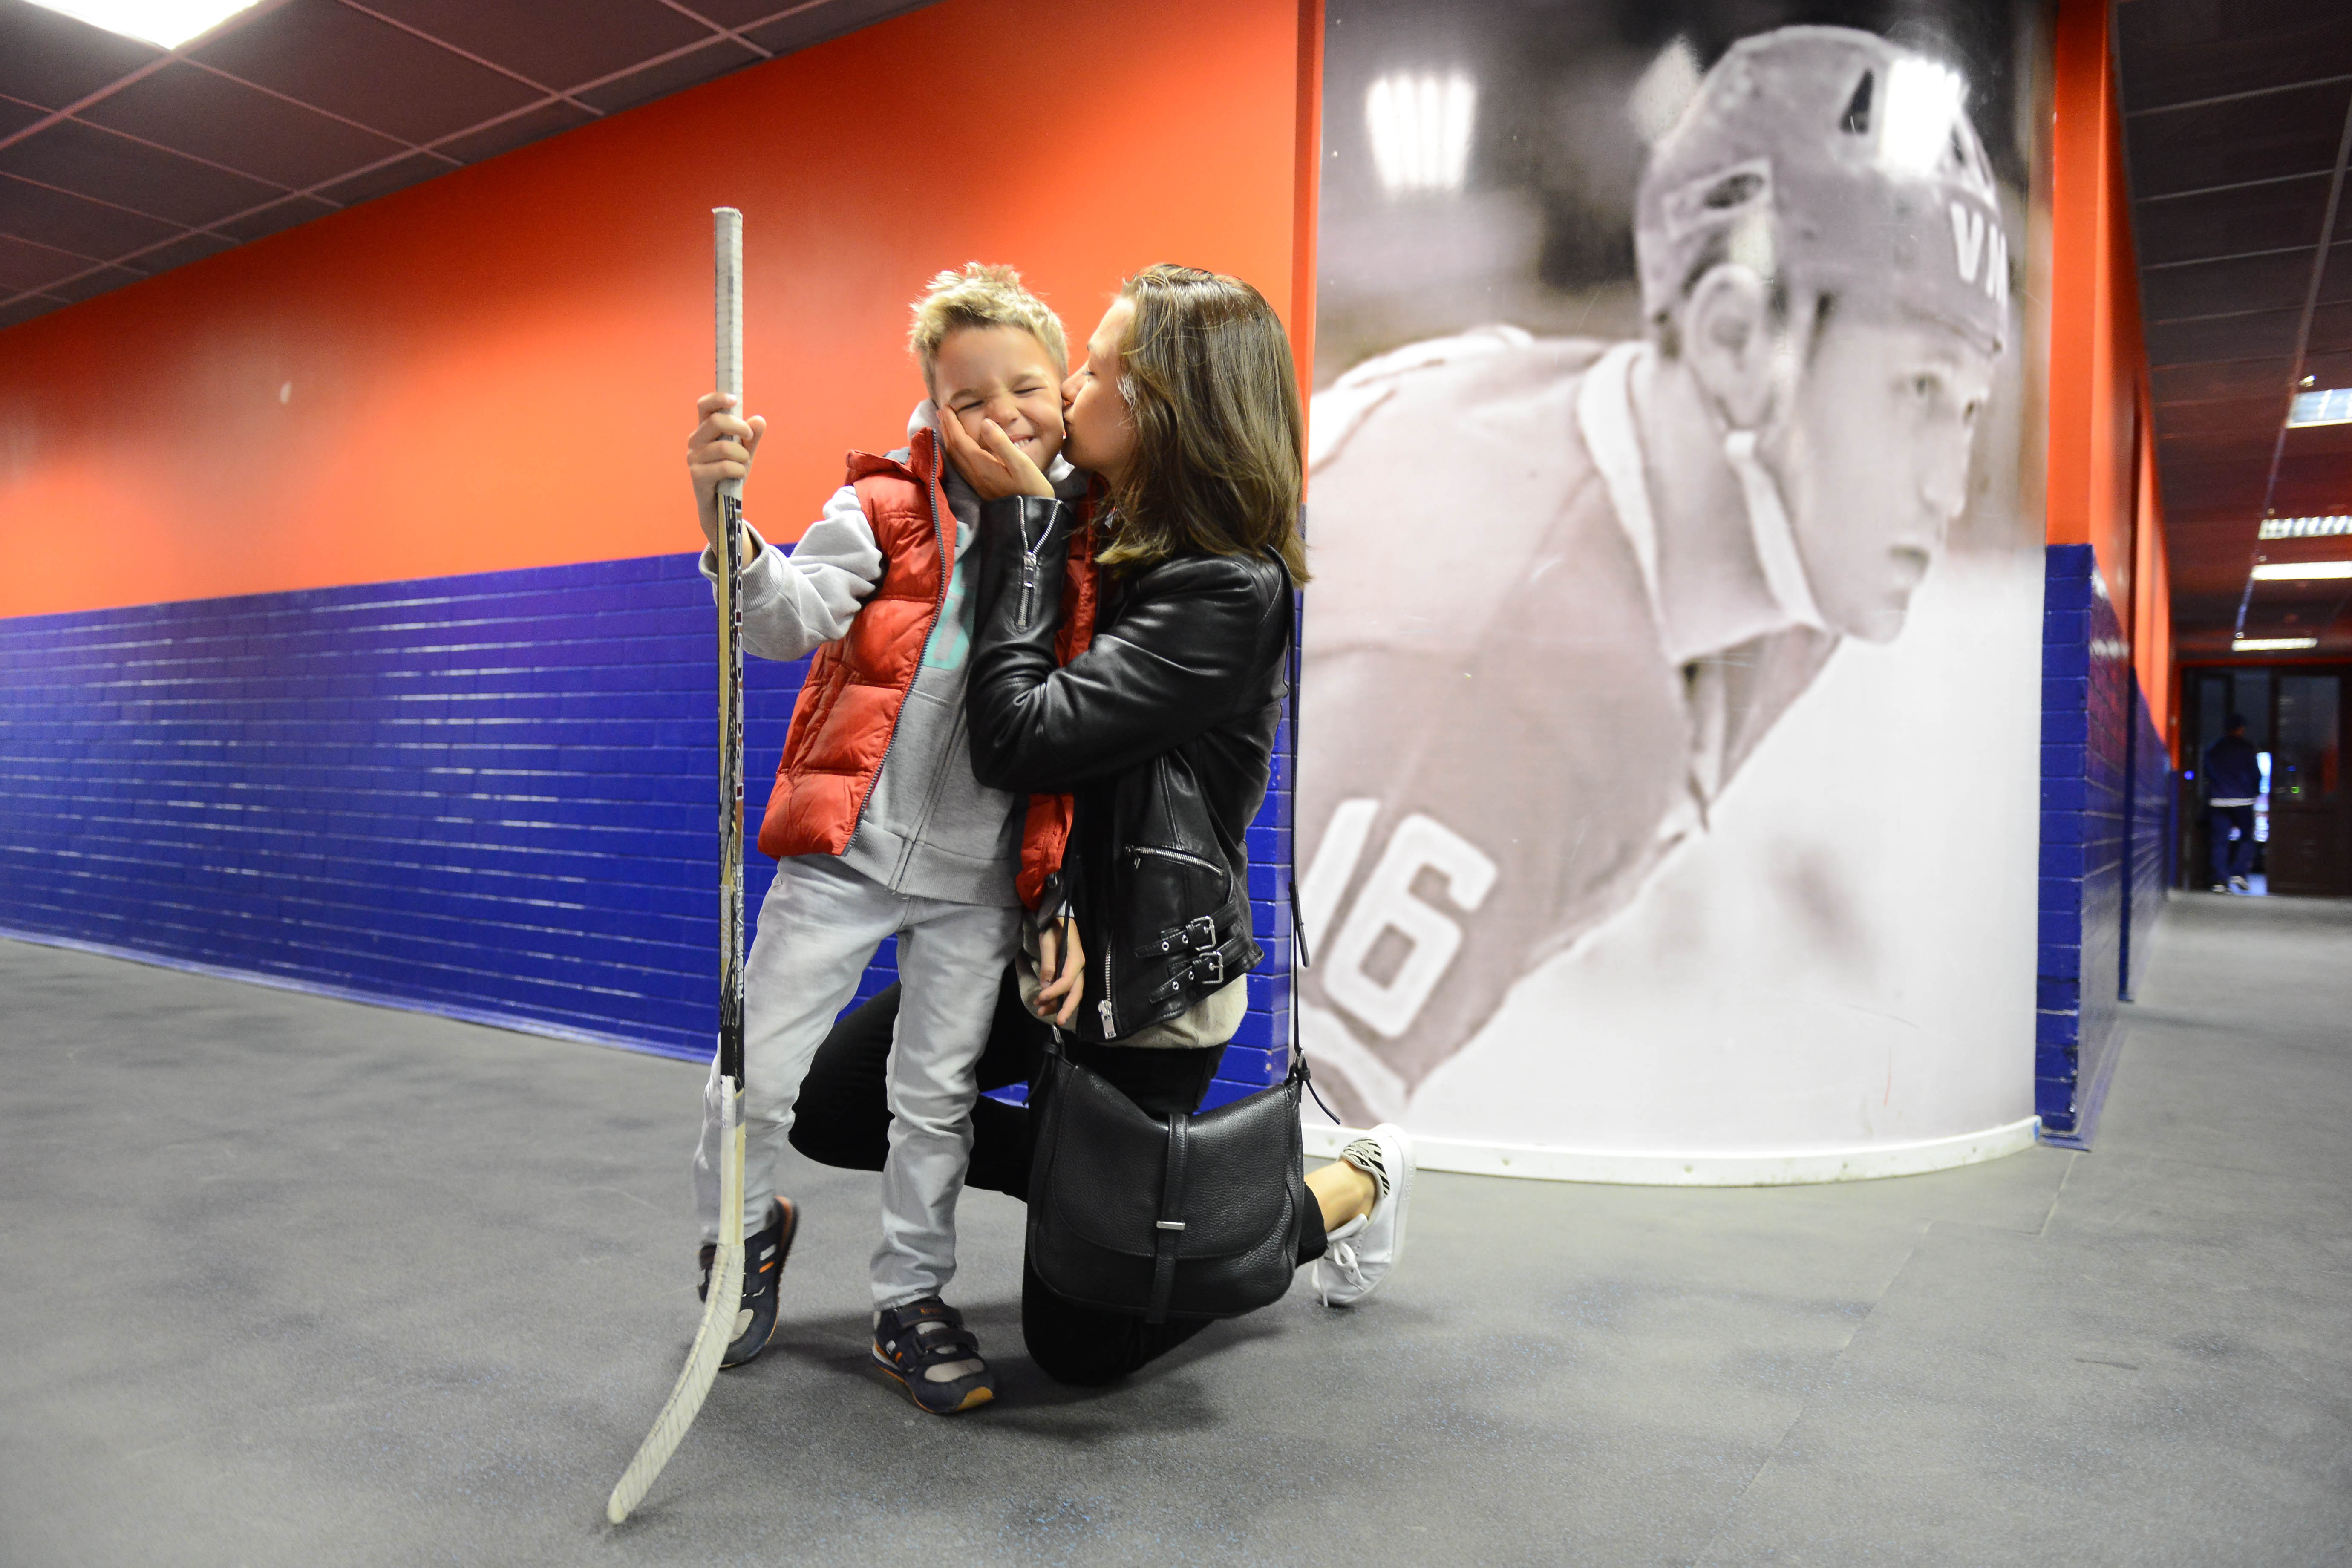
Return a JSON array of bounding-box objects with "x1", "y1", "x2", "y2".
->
[{"x1": 700, "y1": 401, "x2": 1089, "y2": 908}]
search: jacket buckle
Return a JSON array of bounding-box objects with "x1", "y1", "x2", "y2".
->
[
  {"x1": 1193, "y1": 948, "x2": 1225, "y2": 987},
  {"x1": 1184, "y1": 916, "x2": 1217, "y2": 951}
]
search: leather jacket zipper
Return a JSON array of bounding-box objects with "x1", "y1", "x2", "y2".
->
[
  {"x1": 1125, "y1": 844, "x2": 1234, "y2": 899},
  {"x1": 1098, "y1": 941, "x2": 1117, "y2": 1038},
  {"x1": 848, "y1": 432, "x2": 953, "y2": 836},
  {"x1": 1017, "y1": 511, "x2": 1046, "y2": 629}
]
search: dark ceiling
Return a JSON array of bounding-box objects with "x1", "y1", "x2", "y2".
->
[
  {"x1": 0, "y1": 0, "x2": 928, "y2": 331},
  {"x1": 2118, "y1": 0, "x2": 2352, "y2": 658}
]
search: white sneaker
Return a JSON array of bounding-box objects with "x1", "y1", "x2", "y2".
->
[{"x1": 1312, "y1": 1122, "x2": 1415, "y2": 1307}]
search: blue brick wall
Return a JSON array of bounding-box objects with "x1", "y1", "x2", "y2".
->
[
  {"x1": 2119, "y1": 680, "x2": 2173, "y2": 1003},
  {"x1": 0, "y1": 553, "x2": 1293, "y2": 1104},
  {"x1": 2037, "y1": 544, "x2": 2133, "y2": 1147}
]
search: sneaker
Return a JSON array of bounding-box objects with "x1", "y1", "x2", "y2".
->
[
  {"x1": 2230, "y1": 875, "x2": 2251, "y2": 893},
  {"x1": 871, "y1": 1297, "x2": 996, "y2": 1414},
  {"x1": 1312, "y1": 1122, "x2": 1415, "y2": 1308},
  {"x1": 697, "y1": 1198, "x2": 796, "y2": 1369}
]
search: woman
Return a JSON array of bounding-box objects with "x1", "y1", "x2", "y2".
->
[{"x1": 791, "y1": 265, "x2": 1414, "y2": 1387}]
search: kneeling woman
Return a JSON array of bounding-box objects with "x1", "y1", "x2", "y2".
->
[{"x1": 792, "y1": 265, "x2": 1413, "y2": 1387}]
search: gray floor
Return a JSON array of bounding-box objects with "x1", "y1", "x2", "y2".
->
[{"x1": 3, "y1": 895, "x2": 2348, "y2": 1568}]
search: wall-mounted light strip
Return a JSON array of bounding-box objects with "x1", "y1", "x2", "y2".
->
[
  {"x1": 2257, "y1": 516, "x2": 2352, "y2": 539},
  {"x1": 2289, "y1": 387, "x2": 2352, "y2": 427},
  {"x1": 2232, "y1": 637, "x2": 2320, "y2": 652},
  {"x1": 2250, "y1": 560, "x2": 2352, "y2": 580}
]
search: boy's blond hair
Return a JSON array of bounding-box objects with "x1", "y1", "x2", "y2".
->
[{"x1": 908, "y1": 263, "x2": 1067, "y2": 388}]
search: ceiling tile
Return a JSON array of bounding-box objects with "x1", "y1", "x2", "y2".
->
[
  {"x1": 437, "y1": 100, "x2": 593, "y2": 164},
  {"x1": 2155, "y1": 430, "x2": 2279, "y2": 470},
  {"x1": 0, "y1": 120, "x2": 286, "y2": 226},
  {"x1": 216, "y1": 193, "x2": 338, "y2": 242},
  {"x1": 2320, "y1": 246, "x2": 2352, "y2": 306},
  {"x1": 80, "y1": 62, "x2": 412, "y2": 190},
  {"x1": 363, "y1": 0, "x2": 714, "y2": 93},
  {"x1": 0, "y1": 294, "x2": 67, "y2": 329},
  {"x1": 2157, "y1": 460, "x2": 2270, "y2": 511},
  {"x1": 124, "y1": 230, "x2": 239, "y2": 273},
  {"x1": 2155, "y1": 357, "x2": 2297, "y2": 404},
  {"x1": 2146, "y1": 306, "x2": 2303, "y2": 367},
  {"x1": 2153, "y1": 395, "x2": 2289, "y2": 437},
  {"x1": 0, "y1": 172, "x2": 181, "y2": 256},
  {"x1": 0, "y1": 230, "x2": 93, "y2": 291},
  {"x1": 2134, "y1": 173, "x2": 2331, "y2": 267},
  {"x1": 2124, "y1": 81, "x2": 2352, "y2": 200},
  {"x1": 312, "y1": 150, "x2": 453, "y2": 206},
  {"x1": 672, "y1": 0, "x2": 789, "y2": 26},
  {"x1": 44, "y1": 262, "x2": 144, "y2": 302},
  {"x1": 744, "y1": 0, "x2": 931, "y2": 55},
  {"x1": 575, "y1": 36, "x2": 758, "y2": 114},
  {"x1": 2118, "y1": 0, "x2": 2352, "y2": 112},
  {"x1": 2141, "y1": 249, "x2": 2315, "y2": 323},
  {"x1": 0, "y1": 94, "x2": 48, "y2": 138},
  {"x1": 195, "y1": 0, "x2": 543, "y2": 145},
  {"x1": 2306, "y1": 300, "x2": 2352, "y2": 358},
  {"x1": 0, "y1": 3, "x2": 160, "y2": 110}
]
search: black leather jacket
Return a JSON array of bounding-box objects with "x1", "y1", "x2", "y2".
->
[{"x1": 966, "y1": 496, "x2": 1292, "y2": 1042}]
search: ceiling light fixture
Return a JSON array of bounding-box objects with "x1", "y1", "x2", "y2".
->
[
  {"x1": 2288, "y1": 387, "x2": 2352, "y2": 427},
  {"x1": 2251, "y1": 560, "x2": 2352, "y2": 580},
  {"x1": 2232, "y1": 637, "x2": 2320, "y2": 652},
  {"x1": 23, "y1": 0, "x2": 262, "y2": 49},
  {"x1": 2258, "y1": 516, "x2": 2352, "y2": 539}
]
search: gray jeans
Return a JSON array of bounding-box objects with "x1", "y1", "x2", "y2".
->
[{"x1": 692, "y1": 854, "x2": 1021, "y2": 1309}]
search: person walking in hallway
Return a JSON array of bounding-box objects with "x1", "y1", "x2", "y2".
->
[{"x1": 2204, "y1": 714, "x2": 2261, "y2": 894}]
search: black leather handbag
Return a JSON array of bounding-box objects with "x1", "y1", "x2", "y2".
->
[{"x1": 1025, "y1": 1036, "x2": 1312, "y2": 1324}]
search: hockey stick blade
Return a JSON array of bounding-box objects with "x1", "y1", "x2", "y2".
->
[{"x1": 607, "y1": 1107, "x2": 746, "y2": 1524}]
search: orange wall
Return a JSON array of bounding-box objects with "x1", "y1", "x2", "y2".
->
[
  {"x1": 2047, "y1": 0, "x2": 2174, "y2": 752},
  {"x1": 0, "y1": 0, "x2": 1313, "y2": 620}
]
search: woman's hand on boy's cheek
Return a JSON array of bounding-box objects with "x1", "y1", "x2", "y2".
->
[{"x1": 936, "y1": 405, "x2": 1055, "y2": 500}]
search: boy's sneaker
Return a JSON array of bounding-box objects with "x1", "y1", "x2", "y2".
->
[
  {"x1": 871, "y1": 1297, "x2": 996, "y2": 1414},
  {"x1": 697, "y1": 1198, "x2": 796, "y2": 1369},
  {"x1": 1312, "y1": 1122, "x2": 1415, "y2": 1308},
  {"x1": 2230, "y1": 875, "x2": 2251, "y2": 893}
]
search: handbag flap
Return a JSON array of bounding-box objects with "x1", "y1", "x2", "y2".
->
[{"x1": 1038, "y1": 1055, "x2": 1297, "y2": 1262}]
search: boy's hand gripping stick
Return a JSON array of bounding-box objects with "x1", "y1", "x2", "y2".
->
[{"x1": 607, "y1": 206, "x2": 748, "y2": 1527}]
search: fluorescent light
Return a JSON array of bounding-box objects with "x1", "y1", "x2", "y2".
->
[
  {"x1": 2289, "y1": 387, "x2": 2352, "y2": 427},
  {"x1": 2233, "y1": 637, "x2": 2320, "y2": 651},
  {"x1": 2259, "y1": 516, "x2": 2352, "y2": 539},
  {"x1": 2251, "y1": 560, "x2": 2352, "y2": 580},
  {"x1": 1366, "y1": 72, "x2": 1477, "y2": 196},
  {"x1": 22, "y1": 0, "x2": 261, "y2": 48}
]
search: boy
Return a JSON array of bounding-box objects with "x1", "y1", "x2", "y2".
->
[{"x1": 682, "y1": 264, "x2": 1089, "y2": 1412}]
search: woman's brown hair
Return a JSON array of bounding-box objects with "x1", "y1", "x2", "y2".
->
[{"x1": 1097, "y1": 264, "x2": 1311, "y2": 582}]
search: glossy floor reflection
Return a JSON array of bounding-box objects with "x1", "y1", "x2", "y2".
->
[{"x1": 3, "y1": 894, "x2": 2347, "y2": 1566}]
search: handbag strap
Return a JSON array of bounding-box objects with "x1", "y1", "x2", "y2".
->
[{"x1": 1146, "y1": 1110, "x2": 1189, "y2": 1324}]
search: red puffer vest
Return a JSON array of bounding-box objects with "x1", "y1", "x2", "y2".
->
[{"x1": 754, "y1": 425, "x2": 1097, "y2": 909}]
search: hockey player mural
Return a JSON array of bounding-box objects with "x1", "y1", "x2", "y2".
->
[{"x1": 1300, "y1": 11, "x2": 2050, "y2": 1155}]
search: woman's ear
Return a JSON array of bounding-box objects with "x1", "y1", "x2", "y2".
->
[{"x1": 1682, "y1": 265, "x2": 1778, "y2": 430}]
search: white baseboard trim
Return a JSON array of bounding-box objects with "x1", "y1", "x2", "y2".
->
[{"x1": 1303, "y1": 1114, "x2": 2043, "y2": 1186}]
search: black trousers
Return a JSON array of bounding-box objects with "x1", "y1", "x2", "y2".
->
[
  {"x1": 790, "y1": 969, "x2": 1326, "y2": 1386},
  {"x1": 2208, "y1": 804, "x2": 2255, "y2": 884}
]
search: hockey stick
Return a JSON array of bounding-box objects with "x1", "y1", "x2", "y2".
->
[{"x1": 607, "y1": 205, "x2": 750, "y2": 1526}]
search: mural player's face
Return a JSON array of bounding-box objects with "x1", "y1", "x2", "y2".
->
[
  {"x1": 1777, "y1": 317, "x2": 1995, "y2": 643},
  {"x1": 931, "y1": 324, "x2": 1066, "y2": 468},
  {"x1": 1062, "y1": 297, "x2": 1138, "y2": 484}
]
